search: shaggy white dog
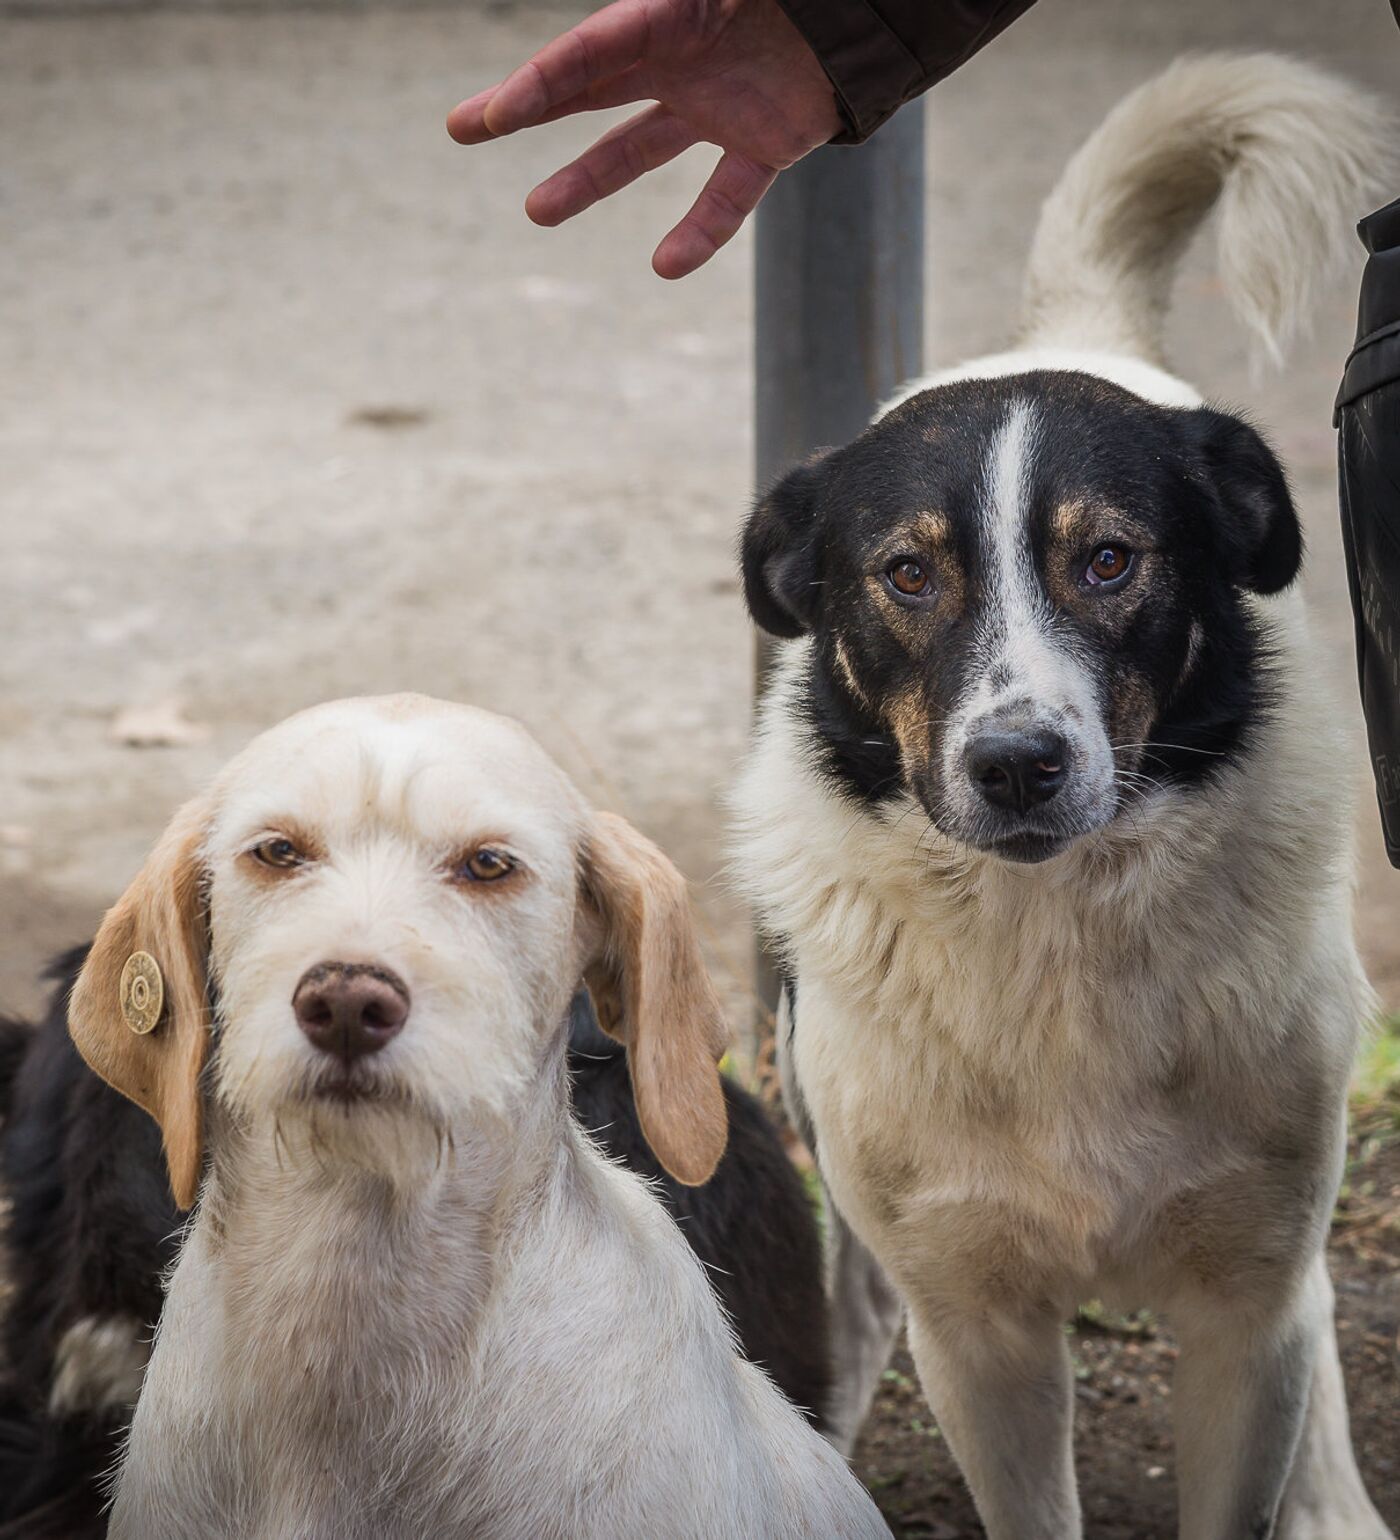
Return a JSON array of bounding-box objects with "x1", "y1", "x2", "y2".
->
[{"x1": 71, "y1": 695, "x2": 888, "y2": 1540}]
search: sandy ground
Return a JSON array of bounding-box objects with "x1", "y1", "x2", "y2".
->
[{"x1": 1, "y1": 0, "x2": 1398, "y2": 1035}]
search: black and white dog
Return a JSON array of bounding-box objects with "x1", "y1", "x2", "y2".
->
[
  {"x1": 0, "y1": 952, "x2": 829, "y2": 1537},
  {"x1": 733, "y1": 54, "x2": 1393, "y2": 1540}
]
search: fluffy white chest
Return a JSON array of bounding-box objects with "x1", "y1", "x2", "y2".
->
[
  {"x1": 790, "y1": 949, "x2": 1225, "y2": 1300},
  {"x1": 732, "y1": 642, "x2": 1364, "y2": 1309}
]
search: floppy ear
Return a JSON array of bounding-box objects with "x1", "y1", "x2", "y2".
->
[
  {"x1": 741, "y1": 452, "x2": 834, "y2": 637},
  {"x1": 69, "y1": 796, "x2": 212, "y2": 1210},
  {"x1": 1182, "y1": 409, "x2": 1302, "y2": 595},
  {"x1": 580, "y1": 812, "x2": 729, "y2": 1186}
]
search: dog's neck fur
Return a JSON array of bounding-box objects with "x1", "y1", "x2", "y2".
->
[
  {"x1": 198, "y1": 1045, "x2": 573, "y2": 1361},
  {"x1": 117, "y1": 1035, "x2": 592, "y2": 1535}
]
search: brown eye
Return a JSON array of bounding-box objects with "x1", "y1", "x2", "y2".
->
[
  {"x1": 1085, "y1": 545, "x2": 1134, "y2": 587},
  {"x1": 460, "y1": 847, "x2": 515, "y2": 883},
  {"x1": 887, "y1": 559, "x2": 932, "y2": 599},
  {"x1": 251, "y1": 837, "x2": 303, "y2": 870}
]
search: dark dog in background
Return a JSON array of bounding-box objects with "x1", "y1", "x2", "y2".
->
[
  {"x1": 0, "y1": 952, "x2": 829, "y2": 1538},
  {"x1": 0, "y1": 949, "x2": 173, "y2": 1540}
]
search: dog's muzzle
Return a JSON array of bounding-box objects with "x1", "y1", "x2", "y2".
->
[{"x1": 934, "y1": 703, "x2": 1111, "y2": 863}]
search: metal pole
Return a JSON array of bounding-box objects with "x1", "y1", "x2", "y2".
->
[{"x1": 751, "y1": 103, "x2": 926, "y2": 1045}]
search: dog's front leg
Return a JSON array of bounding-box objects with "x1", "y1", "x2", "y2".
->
[
  {"x1": 1276, "y1": 1254, "x2": 1391, "y2": 1540},
  {"x1": 906, "y1": 1303, "x2": 1080, "y2": 1540},
  {"x1": 1172, "y1": 1258, "x2": 1330, "y2": 1540},
  {"x1": 823, "y1": 1203, "x2": 905, "y2": 1456},
  {"x1": 775, "y1": 983, "x2": 905, "y2": 1456}
]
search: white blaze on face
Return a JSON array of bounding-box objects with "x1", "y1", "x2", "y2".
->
[{"x1": 941, "y1": 399, "x2": 1116, "y2": 830}]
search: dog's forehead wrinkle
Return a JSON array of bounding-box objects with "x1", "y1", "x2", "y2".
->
[{"x1": 210, "y1": 696, "x2": 584, "y2": 857}]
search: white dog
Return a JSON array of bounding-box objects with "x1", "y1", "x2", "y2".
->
[
  {"x1": 733, "y1": 54, "x2": 1394, "y2": 1540},
  {"x1": 70, "y1": 695, "x2": 889, "y2": 1540}
]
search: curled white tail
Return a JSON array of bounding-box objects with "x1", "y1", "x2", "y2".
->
[{"x1": 1019, "y1": 53, "x2": 1394, "y2": 366}]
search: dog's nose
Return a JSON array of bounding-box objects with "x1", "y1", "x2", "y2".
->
[
  {"x1": 293, "y1": 963, "x2": 409, "y2": 1059},
  {"x1": 965, "y1": 728, "x2": 1069, "y2": 813}
]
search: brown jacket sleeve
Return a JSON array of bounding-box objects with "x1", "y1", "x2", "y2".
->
[{"x1": 775, "y1": 0, "x2": 1039, "y2": 142}]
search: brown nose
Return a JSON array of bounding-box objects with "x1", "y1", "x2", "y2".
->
[{"x1": 292, "y1": 963, "x2": 409, "y2": 1060}]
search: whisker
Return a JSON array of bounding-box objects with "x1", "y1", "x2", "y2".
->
[{"x1": 1111, "y1": 740, "x2": 1224, "y2": 758}]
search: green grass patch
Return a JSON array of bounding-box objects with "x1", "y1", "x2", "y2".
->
[
  {"x1": 1073, "y1": 1301, "x2": 1156, "y2": 1338},
  {"x1": 1352, "y1": 1013, "x2": 1400, "y2": 1116},
  {"x1": 1341, "y1": 1014, "x2": 1400, "y2": 1220}
]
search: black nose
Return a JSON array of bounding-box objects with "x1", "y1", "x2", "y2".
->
[
  {"x1": 293, "y1": 963, "x2": 409, "y2": 1060},
  {"x1": 965, "y1": 728, "x2": 1069, "y2": 813}
]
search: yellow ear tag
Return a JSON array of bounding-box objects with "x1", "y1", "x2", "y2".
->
[{"x1": 120, "y1": 951, "x2": 165, "y2": 1035}]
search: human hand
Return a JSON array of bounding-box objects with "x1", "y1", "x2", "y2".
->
[{"x1": 447, "y1": 0, "x2": 841, "y2": 279}]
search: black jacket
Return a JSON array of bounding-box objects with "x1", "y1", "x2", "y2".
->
[
  {"x1": 776, "y1": 0, "x2": 1039, "y2": 141},
  {"x1": 1338, "y1": 197, "x2": 1400, "y2": 865}
]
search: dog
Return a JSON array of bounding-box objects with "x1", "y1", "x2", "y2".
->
[
  {"x1": 53, "y1": 694, "x2": 882, "y2": 1539},
  {"x1": 0, "y1": 960, "x2": 831, "y2": 1538},
  {"x1": 0, "y1": 948, "x2": 175, "y2": 1540},
  {"x1": 732, "y1": 54, "x2": 1394, "y2": 1540}
]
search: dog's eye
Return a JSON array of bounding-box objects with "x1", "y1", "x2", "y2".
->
[
  {"x1": 251, "y1": 837, "x2": 304, "y2": 870},
  {"x1": 885, "y1": 559, "x2": 933, "y2": 600},
  {"x1": 1084, "y1": 546, "x2": 1135, "y2": 588},
  {"x1": 459, "y1": 847, "x2": 515, "y2": 883}
]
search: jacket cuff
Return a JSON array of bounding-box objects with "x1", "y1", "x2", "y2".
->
[
  {"x1": 774, "y1": 0, "x2": 924, "y2": 143},
  {"x1": 775, "y1": 0, "x2": 1037, "y2": 144}
]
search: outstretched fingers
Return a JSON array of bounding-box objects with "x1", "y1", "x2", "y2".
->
[
  {"x1": 529, "y1": 66, "x2": 658, "y2": 128},
  {"x1": 526, "y1": 105, "x2": 697, "y2": 227},
  {"x1": 478, "y1": 0, "x2": 654, "y2": 138},
  {"x1": 448, "y1": 67, "x2": 657, "y2": 145},
  {"x1": 652, "y1": 150, "x2": 777, "y2": 279}
]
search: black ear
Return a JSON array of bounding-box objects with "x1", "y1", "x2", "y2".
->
[
  {"x1": 741, "y1": 453, "x2": 833, "y2": 638},
  {"x1": 1182, "y1": 409, "x2": 1302, "y2": 595}
]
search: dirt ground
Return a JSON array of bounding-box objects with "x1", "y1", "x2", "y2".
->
[{"x1": 856, "y1": 1134, "x2": 1400, "y2": 1538}]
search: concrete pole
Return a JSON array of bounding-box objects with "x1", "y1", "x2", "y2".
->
[{"x1": 751, "y1": 103, "x2": 926, "y2": 1041}]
